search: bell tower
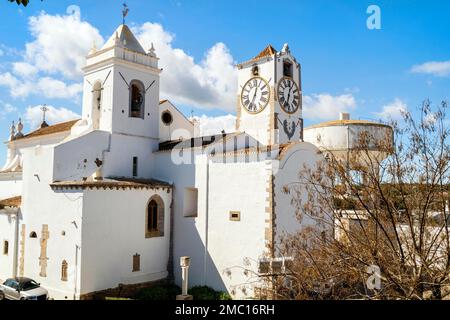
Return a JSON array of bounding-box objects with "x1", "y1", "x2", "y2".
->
[
  {"x1": 236, "y1": 44, "x2": 303, "y2": 146},
  {"x1": 81, "y1": 24, "x2": 161, "y2": 139}
]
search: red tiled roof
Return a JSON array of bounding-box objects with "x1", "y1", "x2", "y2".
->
[
  {"x1": 305, "y1": 119, "x2": 392, "y2": 130},
  {"x1": 253, "y1": 45, "x2": 277, "y2": 60},
  {"x1": 16, "y1": 120, "x2": 79, "y2": 141},
  {"x1": 50, "y1": 177, "x2": 172, "y2": 190},
  {"x1": 238, "y1": 45, "x2": 278, "y2": 66},
  {"x1": 0, "y1": 196, "x2": 21, "y2": 209}
]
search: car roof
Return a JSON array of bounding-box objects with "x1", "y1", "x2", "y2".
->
[{"x1": 9, "y1": 277, "x2": 33, "y2": 284}]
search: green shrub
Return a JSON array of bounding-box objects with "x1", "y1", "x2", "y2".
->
[
  {"x1": 135, "y1": 284, "x2": 181, "y2": 300},
  {"x1": 188, "y1": 286, "x2": 232, "y2": 300},
  {"x1": 217, "y1": 291, "x2": 233, "y2": 300},
  {"x1": 134, "y1": 284, "x2": 232, "y2": 300}
]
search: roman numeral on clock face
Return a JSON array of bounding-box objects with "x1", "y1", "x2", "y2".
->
[
  {"x1": 277, "y1": 77, "x2": 300, "y2": 114},
  {"x1": 241, "y1": 77, "x2": 270, "y2": 114}
]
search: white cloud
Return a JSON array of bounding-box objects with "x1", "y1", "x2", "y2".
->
[
  {"x1": 134, "y1": 23, "x2": 238, "y2": 112},
  {"x1": 1, "y1": 9, "x2": 238, "y2": 112},
  {"x1": 13, "y1": 62, "x2": 38, "y2": 78},
  {"x1": 375, "y1": 98, "x2": 408, "y2": 121},
  {"x1": 193, "y1": 114, "x2": 236, "y2": 136},
  {"x1": 0, "y1": 100, "x2": 17, "y2": 119},
  {"x1": 303, "y1": 93, "x2": 357, "y2": 120},
  {"x1": 24, "y1": 105, "x2": 80, "y2": 130},
  {"x1": 0, "y1": 73, "x2": 19, "y2": 91},
  {"x1": 3, "y1": 103, "x2": 17, "y2": 114},
  {"x1": 0, "y1": 6, "x2": 99, "y2": 101},
  {"x1": 0, "y1": 72, "x2": 82, "y2": 99},
  {"x1": 411, "y1": 61, "x2": 450, "y2": 77},
  {"x1": 36, "y1": 77, "x2": 83, "y2": 99},
  {"x1": 25, "y1": 6, "x2": 104, "y2": 79}
]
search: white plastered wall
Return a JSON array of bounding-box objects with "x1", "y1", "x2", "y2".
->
[
  {"x1": 21, "y1": 146, "x2": 83, "y2": 300},
  {"x1": 0, "y1": 209, "x2": 19, "y2": 281},
  {"x1": 159, "y1": 100, "x2": 194, "y2": 142},
  {"x1": 79, "y1": 188, "x2": 172, "y2": 296},
  {"x1": 0, "y1": 173, "x2": 22, "y2": 200},
  {"x1": 274, "y1": 142, "x2": 331, "y2": 248}
]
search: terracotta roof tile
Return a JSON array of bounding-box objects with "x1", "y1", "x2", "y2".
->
[
  {"x1": 50, "y1": 177, "x2": 172, "y2": 190},
  {"x1": 306, "y1": 120, "x2": 392, "y2": 130},
  {"x1": 16, "y1": 120, "x2": 79, "y2": 141},
  {"x1": 253, "y1": 45, "x2": 277, "y2": 60},
  {"x1": 0, "y1": 196, "x2": 21, "y2": 209},
  {"x1": 238, "y1": 45, "x2": 278, "y2": 67}
]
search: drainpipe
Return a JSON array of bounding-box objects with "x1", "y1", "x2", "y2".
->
[
  {"x1": 203, "y1": 156, "x2": 210, "y2": 286},
  {"x1": 167, "y1": 183, "x2": 175, "y2": 281},
  {"x1": 12, "y1": 209, "x2": 20, "y2": 278},
  {"x1": 90, "y1": 134, "x2": 111, "y2": 181},
  {"x1": 74, "y1": 244, "x2": 79, "y2": 300}
]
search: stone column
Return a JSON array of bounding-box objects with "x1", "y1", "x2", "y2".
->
[
  {"x1": 19, "y1": 224, "x2": 25, "y2": 277},
  {"x1": 39, "y1": 225, "x2": 49, "y2": 277},
  {"x1": 176, "y1": 256, "x2": 193, "y2": 300}
]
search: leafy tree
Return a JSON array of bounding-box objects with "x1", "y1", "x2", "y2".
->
[{"x1": 8, "y1": 0, "x2": 30, "y2": 6}]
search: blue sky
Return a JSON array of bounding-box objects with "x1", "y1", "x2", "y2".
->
[{"x1": 0, "y1": 0, "x2": 449, "y2": 164}]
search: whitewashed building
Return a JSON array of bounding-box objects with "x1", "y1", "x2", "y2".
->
[{"x1": 0, "y1": 23, "x2": 388, "y2": 300}]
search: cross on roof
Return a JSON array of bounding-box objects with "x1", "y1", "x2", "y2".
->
[
  {"x1": 122, "y1": 3, "x2": 129, "y2": 25},
  {"x1": 40, "y1": 104, "x2": 49, "y2": 128}
]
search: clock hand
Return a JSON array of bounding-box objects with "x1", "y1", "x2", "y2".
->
[
  {"x1": 286, "y1": 88, "x2": 292, "y2": 110},
  {"x1": 251, "y1": 88, "x2": 258, "y2": 108}
]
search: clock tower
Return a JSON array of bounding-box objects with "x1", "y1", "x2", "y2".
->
[{"x1": 236, "y1": 44, "x2": 303, "y2": 146}]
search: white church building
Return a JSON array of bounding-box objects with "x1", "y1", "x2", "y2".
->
[{"x1": 0, "y1": 23, "x2": 389, "y2": 300}]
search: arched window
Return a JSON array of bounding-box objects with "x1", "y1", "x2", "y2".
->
[
  {"x1": 252, "y1": 65, "x2": 259, "y2": 76},
  {"x1": 132, "y1": 254, "x2": 140, "y2": 272},
  {"x1": 129, "y1": 80, "x2": 145, "y2": 119},
  {"x1": 145, "y1": 195, "x2": 164, "y2": 238},
  {"x1": 61, "y1": 260, "x2": 68, "y2": 282},
  {"x1": 92, "y1": 81, "x2": 102, "y2": 130},
  {"x1": 148, "y1": 200, "x2": 158, "y2": 231},
  {"x1": 29, "y1": 232, "x2": 37, "y2": 239}
]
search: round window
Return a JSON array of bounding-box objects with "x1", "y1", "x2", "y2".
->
[{"x1": 162, "y1": 111, "x2": 173, "y2": 126}]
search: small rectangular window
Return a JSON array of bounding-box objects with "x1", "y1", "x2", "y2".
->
[
  {"x1": 284, "y1": 258, "x2": 294, "y2": 272},
  {"x1": 183, "y1": 188, "x2": 198, "y2": 218},
  {"x1": 283, "y1": 60, "x2": 293, "y2": 78},
  {"x1": 271, "y1": 260, "x2": 283, "y2": 274},
  {"x1": 133, "y1": 157, "x2": 138, "y2": 177},
  {"x1": 133, "y1": 254, "x2": 141, "y2": 272},
  {"x1": 61, "y1": 260, "x2": 68, "y2": 282},
  {"x1": 3, "y1": 240, "x2": 8, "y2": 255},
  {"x1": 229, "y1": 211, "x2": 241, "y2": 222},
  {"x1": 258, "y1": 260, "x2": 270, "y2": 274}
]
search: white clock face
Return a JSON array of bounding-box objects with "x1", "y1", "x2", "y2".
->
[
  {"x1": 241, "y1": 77, "x2": 270, "y2": 114},
  {"x1": 277, "y1": 77, "x2": 300, "y2": 114}
]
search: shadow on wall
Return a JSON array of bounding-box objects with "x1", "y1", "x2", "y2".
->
[{"x1": 171, "y1": 190, "x2": 228, "y2": 296}]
